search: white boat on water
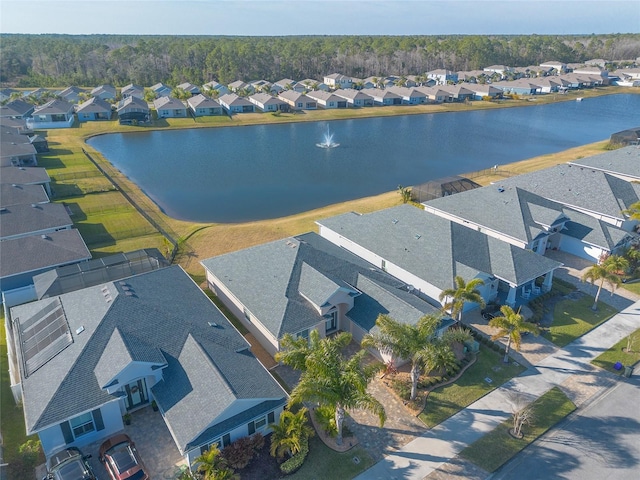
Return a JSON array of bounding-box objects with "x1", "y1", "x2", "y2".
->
[{"x1": 576, "y1": 97, "x2": 583, "y2": 102}]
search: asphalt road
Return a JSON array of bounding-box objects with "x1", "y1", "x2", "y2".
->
[{"x1": 491, "y1": 376, "x2": 640, "y2": 480}]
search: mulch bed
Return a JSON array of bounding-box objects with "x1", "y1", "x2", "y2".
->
[{"x1": 235, "y1": 434, "x2": 284, "y2": 480}]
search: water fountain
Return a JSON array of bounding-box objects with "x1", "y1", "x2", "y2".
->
[{"x1": 316, "y1": 126, "x2": 340, "y2": 148}]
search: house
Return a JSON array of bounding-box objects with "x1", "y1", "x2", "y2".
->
[
  {"x1": 150, "y1": 83, "x2": 173, "y2": 98},
  {"x1": 438, "y1": 84, "x2": 475, "y2": 102},
  {"x1": 227, "y1": 80, "x2": 251, "y2": 93},
  {"x1": 333, "y1": 89, "x2": 374, "y2": 107},
  {"x1": 317, "y1": 205, "x2": 561, "y2": 309},
  {"x1": 492, "y1": 80, "x2": 542, "y2": 96},
  {"x1": 201, "y1": 232, "x2": 450, "y2": 357},
  {"x1": 298, "y1": 79, "x2": 329, "y2": 91},
  {"x1": 483, "y1": 65, "x2": 513, "y2": 78},
  {"x1": 385, "y1": 86, "x2": 426, "y2": 105},
  {"x1": 426, "y1": 69, "x2": 458, "y2": 85},
  {"x1": 414, "y1": 86, "x2": 448, "y2": 103},
  {"x1": 0, "y1": 140, "x2": 38, "y2": 167},
  {"x1": 27, "y1": 99, "x2": 75, "y2": 129},
  {"x1": 0, "y1": 88, "x2": 17, "y2": 102},
  {"x1": 456, "y1": 70, "x2": 488, "y2": 83},
  {"x1": 0, "y1": 202, "x2": 73, "y2": 241},
  {"x1": 0, "y1": 99, "x2": 35, "y2": 119},
  {"x1": 571, "y1": 67, "x2": 609, "y2": 85},
  {"x1": 7, "y1": 266, "x2": 288, "y2": 464},
  {"x1": 463, "y1": 84, "x2": 503, "y2": 100},
  {"x1": 249, "y1": 80, "x2": 273, "y2": 93},
  {"x1": 424, "y1": 184, "x2": 637, "y2": 264},
  {"x1": 323, "y1": 73, "x2": 352, "y2": 89},
  {"x1": 57, "y1": 86, "x2": 85, "y2": 104},
  {"x1": 175, "y1": 82, "x2": 201, "y2": 96},
  {"x1": 365, "y1": 89, "x2": 402, "y2": 106},
  {"x1": 540, "y1": 61, "x2": 567, "y2": 73},
  {"x1": 116, "y1": 96, "x2": 150, "y2": 125},
  {"x1": 153, "y1": 97, "x2": 188, "y2": 118},
  {"x1": 529, "y1": 77, "x2": 562, "y2": 93},
  {"x1": 272, "y1": 79, "x2": 298, "y2": 93},
  {"x1": 277, "y1": 91, "x2": 317, "y2": 110},
  {"x1": 0, "y1": 165, "x2": 51, "y2": 196},
  {"x1": 0, "y1": 229, "x2": 91, "y2": 292},
  {"x1": 120, "y1": 84, "x2": 145, "y2": 100},
  {"x1": 0, "y1": 183, "x2": 49, "y2": 208},
  {"x1": 248, "y1": 93, "x2": 287, "y2": 112},
  {"x1": 90, "y1": 85, "x2": 117, "y2": 101},
  {"x1": 218, "y1": 94, "x2": 255, "y2": 114},
  {"x1": 0, "y1": 116, "x2": 33, "y2": 134},
  {"x1": 305, "y1": 91, "x2": 347, "y2": 109},
  {"x1": 585, "y1": 59, "x2": 608, "y2": 68},
  {"x1": 187, "y1": 94, "x2": 223, "y2": 117},
  {"x1": 202, "y1": 81, "x2": 229, "y2": 96},
  {"x1": 76, "y1": 97, "x2": 113, "y2": 122}
]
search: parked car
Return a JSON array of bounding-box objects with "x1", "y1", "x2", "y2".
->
[
  {"x1": 99, "y1": 434, "x2": 149, "y2": 480},
  {"x1": 43, "y1": 447, "x2": 96, "y2": 480}
]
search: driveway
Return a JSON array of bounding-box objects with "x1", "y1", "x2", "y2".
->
[{"x1": 491, "y1": 376, "x2": 640, "y2": 480}]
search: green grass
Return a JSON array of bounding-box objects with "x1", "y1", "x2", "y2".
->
[
  {"x1": 0, "y1": 311, "x2": 45, "y2": 478},
  {"x1": 419, "y1": 345, "x2": 526, "y2": 428},
  {"x1": 287, "y1": 435, "x2": 374, "y2": 480},
  {"x1": 592, "y1": 328, "x2": 640, "y2": 374},
  {"x1": 621, "y1": 280, "x2": 640, "y2": 296},
  {"x1": 460, "y1": 387, "x2": 576, "y2": 472},
  {"x1": 543, "y1": 295, "x2": 617, "y2": 347}
]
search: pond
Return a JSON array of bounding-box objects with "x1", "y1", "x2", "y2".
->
[{"x1": 87, "y1": 94, "x2": 640, "y2": 223}]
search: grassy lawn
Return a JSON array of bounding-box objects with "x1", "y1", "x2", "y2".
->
[
  {"x1": 592, "y1": 328, "x2": 640, "y2": 374},
  {"x1": 0, "y1": 312, "x2": 45, "y2": 478},
  {"x1": 287, "y1": 435, "x2": 374, "y2": 480},
  {"x1": 621, "y1": 281, "x2": 640, "y2": 296},
  {"x1": 542, "y1": 295, "x2": 617, "y2": 347},
  {"x1": 419, "y1": 345, "x2": 526, "y2": 428},
  {"x1": 460, "y1": 387, "x2": 576, "y2": 472}
]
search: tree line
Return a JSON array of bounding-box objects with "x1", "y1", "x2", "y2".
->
[{"x1": 1, "y1": 33, "x2": 639, "y2": 87}]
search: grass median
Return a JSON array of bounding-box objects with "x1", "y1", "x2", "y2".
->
[
  {"x1": 460, "y1": 387, "x2": 576, "y2": 473},
  {"x1": 592, "y1": 328, "x2": 640, "y2": 374}
]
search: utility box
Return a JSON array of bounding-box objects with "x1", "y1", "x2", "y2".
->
[
  {"x1": 624, "y1": 365, "x2": 634, "y2": 378},
  {"x1": 464, "y1": 339, "x2": 480, "y2": 353}
]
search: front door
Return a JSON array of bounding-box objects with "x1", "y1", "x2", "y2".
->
[{"x1": 125, "y1": 379, "x2": 147, "y2": 410}]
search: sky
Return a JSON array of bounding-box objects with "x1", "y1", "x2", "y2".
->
[{"x1": 1, "y1": 0, "x2": 638, "y2": 36}]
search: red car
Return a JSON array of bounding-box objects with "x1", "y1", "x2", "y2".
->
[{"x1": 99, "y1": 434, "x2": 149, "y2": 480}]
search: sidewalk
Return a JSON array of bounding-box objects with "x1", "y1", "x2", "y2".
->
[{"x1": 355, "y1": 300, "x2": 640, "y2": 480}]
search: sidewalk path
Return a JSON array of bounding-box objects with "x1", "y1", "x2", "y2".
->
[{"x1": 355, "y1": 301, "x2": 640, "y2": 480}]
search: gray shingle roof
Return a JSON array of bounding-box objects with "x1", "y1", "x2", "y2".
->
[
  {"x1": 153, "y1": 97, "x2": 186, "y2": 110},
  {"x1": 569, "y1": 146, "x2": 640, "y2": 181},
  {"x1": 0, "y1": 183, "x2": 49, "y2": 208},
  {"x1": 0, "y1": 202, "x2": 73, "y2": 239},
  {"x1": 10, "y1": 266, "x2": 287, "y2": 452},
  {"x1": 0, "y1": 229, "x2": 91, "y2": 281},
  {"x1": 32, "y1": 99, "x2": 74, "y2": 115},
  {"x1": 0, "y1": 166, "x2": 50, "y2": 186},
  {"x1": 187, "y1": 94, "x2": 220, "y2": 109},
  {"x1": 318, "y1": 205, "x2": 561, "y2": 290},
  {"x1": 201, "y1": 232, "x2": 442, "y2": 340},
  {"x1": 76, "y1": 96, "x2": 112, "y2": 114},
  {"x1": 497, "y1": 164, "x2": 640, "y2": 219}
]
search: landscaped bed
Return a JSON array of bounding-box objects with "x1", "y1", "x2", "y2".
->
[
  {"x1": 419, "y1": 344, "x2": 526, "y2": 428},
  {"x1": 542, "y1": 294, "x2": 617, "y2": 347},
  {"x1": 591, "y1": 328, "x2": 640, "y2": 374},
  {"x1": 459, "y1": 387, "x2": 576, "y2": 472}
]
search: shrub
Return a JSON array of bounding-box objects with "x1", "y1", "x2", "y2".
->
[
  {"x1": 280, "y1": 437, "x2": 309, "y2": 475},
  {"x1": 221, "y1": 436, "x2": 257, "y2": 469},
  {"x1": 314, "y1": 405, "x2": 337, "y2": 437},
  {"x1": 249, "y1": 432, "x2": 265, "y2": 451},
  {"x1": 391, "y1": 377, "x2": 411, "y2": 400}
]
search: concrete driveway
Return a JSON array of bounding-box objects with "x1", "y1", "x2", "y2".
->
[{"x1": 492, "y1": 376, "x2": 640, "y2": 480}]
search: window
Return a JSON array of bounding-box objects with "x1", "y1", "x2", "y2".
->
[
  {"x1": 248, "y1": 416, "x2": 267, "y2": 435},
  {"x1": 70, "y1": 412, "x2": 95, "y2": 438},
  {"x1": 296, "y1": 329, "x2": 309, "y2": 341},
  {"x1": 325, "y1": 311, "x2": 337, "y2": 333},
  {"x1": 200, "y1": 439, "x2": 221, "y2": 455}
]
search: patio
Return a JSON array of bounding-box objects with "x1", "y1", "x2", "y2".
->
[{"x1": 81, "y1": 405, "x2": 188, "y2": 480}]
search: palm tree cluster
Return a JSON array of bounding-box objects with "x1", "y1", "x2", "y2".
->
[
  {"x1": 439, "y1": 276, "x2": 486, "y2": 322},
  {"x1": 192, "y1": 444, "x2": 238, "y2": 480},
  {"x1": 362, "y1": 314, "x2": 472, "y2": 401},
  {"x1": 269, "y1": 408, "x2": 314, "y2": 460},
  {"x1": 275, "y1": 330, "x2": 385, "y2": 446}
]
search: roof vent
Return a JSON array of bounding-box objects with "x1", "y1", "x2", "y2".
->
[
  {"x1": 12, "y1": 184, "x2": 17, "y2": 187},
  {"x1": 41, "y1": 234, "x2": 49, "y2": 240},
  {"x1": 208, "y1": 321, "x2": 219, "y2": 328},
  {"x1": 415, "y1": 234, "x2": 422, "y2": 240},
  {"x1": 31, "y1": 203, "x2": 37, "y2": 207},
  {"x1": 76, "y1": 326, "x2": 85, "y2": 335},
  {"x1": 497, "y1": 187, "x2": 505, "y2": 193},
  {"x1": 392, "y1": 219, "x2": 398, "y2": 224}
]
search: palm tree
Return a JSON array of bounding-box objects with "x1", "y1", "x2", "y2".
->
[
  {"x1": 439, "y1": 276, "x2": 486, "y2": 322},
  {"x1": 269, "y1": 407, "x2": 314, "y2": 459},
  {"x1": 276, "y1": 330, "x2": 385, "y2": 445},
  {"x1": 489, "y1": 305, "x2": 540, "y2": 362},
  {"x1": 192, "y1": 444, "x2": 237, "y2": 480},
  {"x1": 362, "y1": 314, "x2": 469, "y2": 401},
  {"x1": 582, "y1": 255, "x2": 629, "y2": 310}
]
